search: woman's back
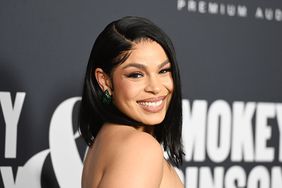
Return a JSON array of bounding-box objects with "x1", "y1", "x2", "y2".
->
[{"x1": 82, "y1": 124, "x2": 183, "y2": 188}]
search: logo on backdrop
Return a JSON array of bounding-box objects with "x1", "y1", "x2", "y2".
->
[
  {"x1": 182, "y1": 99, "x2": 282, "y2": 188},
  {"x1": 177, "y1": 0, "x2": 282, "y2": 22},
  {"x1": 1, "y1": 92, "x2": 282, "y2": 187},
  {"x1": 0, "y1": 92, "x2": 82, "y2": 188}
]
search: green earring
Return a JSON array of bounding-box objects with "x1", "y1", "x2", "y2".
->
[{"x1": 102, "y1": 90, "x2": 112, "y2": 104}]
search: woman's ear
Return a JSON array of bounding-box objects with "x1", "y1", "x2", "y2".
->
[{"x1": 94, "y1": 68, "x2": 112, "y2": 94}]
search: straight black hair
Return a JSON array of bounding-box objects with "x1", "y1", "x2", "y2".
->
[{"x1": 79, "y1": 16, "x2": 184, "y2": 167}]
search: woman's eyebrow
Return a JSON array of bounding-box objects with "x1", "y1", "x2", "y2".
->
[
  {"x1": 122, "y1": 59, "x2": 170, "y2": 70},
  {"x1": 158, "y1": 59, "x2": 170, "y2": 68},
  {"x1": 122, "y1": 63, "x2": 146, "y2": 70}
]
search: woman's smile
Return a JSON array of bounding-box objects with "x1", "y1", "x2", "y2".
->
[{"x1": 137, "y1": 96, "x2": 166, "y2": 113}]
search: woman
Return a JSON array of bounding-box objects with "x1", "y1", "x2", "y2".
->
[{"x1": 79, "y1": 16, "x2": 184, "y2": 188}]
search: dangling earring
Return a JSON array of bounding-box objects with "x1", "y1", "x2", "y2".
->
[{"x1": 102, "y1": 89, "x2": 112, "y2": 104}]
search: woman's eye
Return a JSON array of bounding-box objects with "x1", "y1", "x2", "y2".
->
[
  {"x1": 159, "y1": 68, "x2": 171, "y2": 74},
  {"x1": 127, "y1": 72, "x2": 143, "y2": 78}
]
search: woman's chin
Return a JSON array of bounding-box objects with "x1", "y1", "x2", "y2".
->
[{"x1": 140, "y1": 116, "x2": 165, "y2": 126}]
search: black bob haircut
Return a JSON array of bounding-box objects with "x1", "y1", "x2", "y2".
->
[{"x1": 79, "y1": 16, "x2": 184, "y2": 167}]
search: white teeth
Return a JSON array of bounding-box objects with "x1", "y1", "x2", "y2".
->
[{"x1": 138, "y1": 100, "x2": 163, "y2": 107}]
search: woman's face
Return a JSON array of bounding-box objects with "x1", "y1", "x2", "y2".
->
[{"x1": 111, "y1": 40, "x2": 174, "y2": 125}]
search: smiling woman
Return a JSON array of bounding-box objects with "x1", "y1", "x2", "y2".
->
[
  {"x1": 79, "y1": 16, "x2": 184, "y2": 188},
  {"x1": 106, "y1": 41, "x2": 173, "y2": 126}
]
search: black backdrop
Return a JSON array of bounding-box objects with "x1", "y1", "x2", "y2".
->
[{"x1": 1, "y1": 0, "x2": 282, "y2": 187}]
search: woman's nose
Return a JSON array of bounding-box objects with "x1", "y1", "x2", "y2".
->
[{"x1": 144, "y1": 75, "x2": 161, "y2": 94}]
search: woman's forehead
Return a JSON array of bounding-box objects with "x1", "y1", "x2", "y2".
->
[{"x1": 120, "y1": 41, "x2": 169, "y2": 68}]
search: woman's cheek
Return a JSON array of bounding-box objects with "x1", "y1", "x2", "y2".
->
[
  {"x1": 115, "y1": 79, "x2": 143, "y2": 98},
  {"x1": 161, "y1": 76, "x2": 174, "y2": 91}
]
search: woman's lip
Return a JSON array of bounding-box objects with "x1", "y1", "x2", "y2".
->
[
  {"x1": 137, "y1": 96, "x2": 166, "y2": 103},
  {"x1": 136, "y1": 96, "x2": 166, "y2": 113}
]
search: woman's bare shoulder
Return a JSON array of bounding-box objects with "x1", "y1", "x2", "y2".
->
[
  {"x1": 120, "y1": 130, "x2": 163, "y2": 152},
  {"x1": 104, "y1": 127, "x2": 164, "y2": 166},
  {"x1": 98, "y1": 125, "x2": 163, "y2": 158},
  {"x1": 98, "y1": 127, "x2": 164, "y2": 188}
]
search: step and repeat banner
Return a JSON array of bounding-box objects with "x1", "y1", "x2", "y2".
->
[{"x1": 1, "y1": 0, "x2": 282, "y2": 187}]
